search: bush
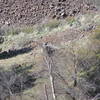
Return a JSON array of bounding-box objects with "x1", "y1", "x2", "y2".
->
[
  {"x1": 93, "y1": 28, "x2": 100, "y2": 40},
  {"x1": 20, "y1": 26, "x2": 35, "y2": 34},
  {"x1": 0, "y1": 65, "x2": 37, "y2": 100},
  {"x1": 44, "y1": 19, "x2": 61, "y2": 30},
  {"x1": 0, "y1": 36, "x2": 4, "y2": 44},
  {"x1": 77, "y1": 31, "x2": 100, "y2": 98}
]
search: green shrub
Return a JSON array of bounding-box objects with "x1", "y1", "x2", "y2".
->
[
  {"x1": 21, "y1": 26, "x2": 35, "y2": 34},
  {"x1": 5, "y1": 28, "x2": 20, "y2": 35},
  {"x1": 65, "y1": 17, "x2": 76, "y2": 25},
  {"x1": 44, "y1": 19, "x2": 61, "y2": 30},
  {"x1": 0, "y1": 36, "x2": 4, "y2": 44},
  {"x1": 91, "y1": 26, "x2": 100, "y2": 39},
  {"x1": 79, "y1": 66, "x2": 97, "y2": 77}
]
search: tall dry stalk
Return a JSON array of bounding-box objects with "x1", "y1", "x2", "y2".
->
[
  {"x1": 42, "y1": 43, "x2": 56, "y2": 100},
  {"x1": 44, "y1": 56, "x2": 56, "y2": 100}
]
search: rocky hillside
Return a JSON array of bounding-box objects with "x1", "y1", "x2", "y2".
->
[{"x1": 0, "y1": 0, "x2": 96, "y2": 26}]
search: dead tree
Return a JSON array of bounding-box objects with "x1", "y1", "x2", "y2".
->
[
  {"x1": 42, "y1": 42, "x2": 79, "y2": 100},
  {"x1": 44, "y1": 84, "x2": 49, "y2": 100},
  {"x1": 91, "y1": 94, "x2": 100, "y2": 100},
  {"x1": 42, "y1": 42, "x2": 56, "y2": 100}
]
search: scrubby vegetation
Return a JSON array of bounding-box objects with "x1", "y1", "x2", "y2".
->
[
  {"x1": 0, "y1": 64, "x2": 37, "y2": 100},
  {"x1": 76, "y1": 29, "x2": 100, "y2": 99},
  {"x1": 0, "y1": 13, "x2": 100, "y2": 100}
]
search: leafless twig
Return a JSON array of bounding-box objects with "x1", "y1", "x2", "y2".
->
[
  {"x1": 44, "y1": 56, "x2": 56, "y2": 100},
  {"x1": 44, "y1": 84, "x2": 49, "y2": 100},
  {"x1": 43, "y1": 43, "x2": 56, "y2": 100}
]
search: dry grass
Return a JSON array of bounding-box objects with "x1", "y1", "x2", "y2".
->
[{"x1": 0, "y1": 13, "x2": 100, "y2": 100}]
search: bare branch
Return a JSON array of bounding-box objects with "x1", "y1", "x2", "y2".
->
[
  {"x1": 92, "y1": 94, "x2": 100, "y2": 100},
  {"x1": 44, "y1": 84, "x2": 49, "y2": 100},
  {"x1": 44, "y1": 57, "x2": 56, "y2": 100},
  {"x1": 43, "y1": 42, "x2": 56, "y2": 100}
]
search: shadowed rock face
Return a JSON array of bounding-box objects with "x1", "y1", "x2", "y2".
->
[
  {"x1": 0, "y1": 0, "x2": 96, "y2": 26},
  {"x1": 0, "y1": 47, "x2": 33, "y2": 59}
]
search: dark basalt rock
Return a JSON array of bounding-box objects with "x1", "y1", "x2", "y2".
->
[{"x1": 0, "y1": 47, "x2": 33, "y2": 59}]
